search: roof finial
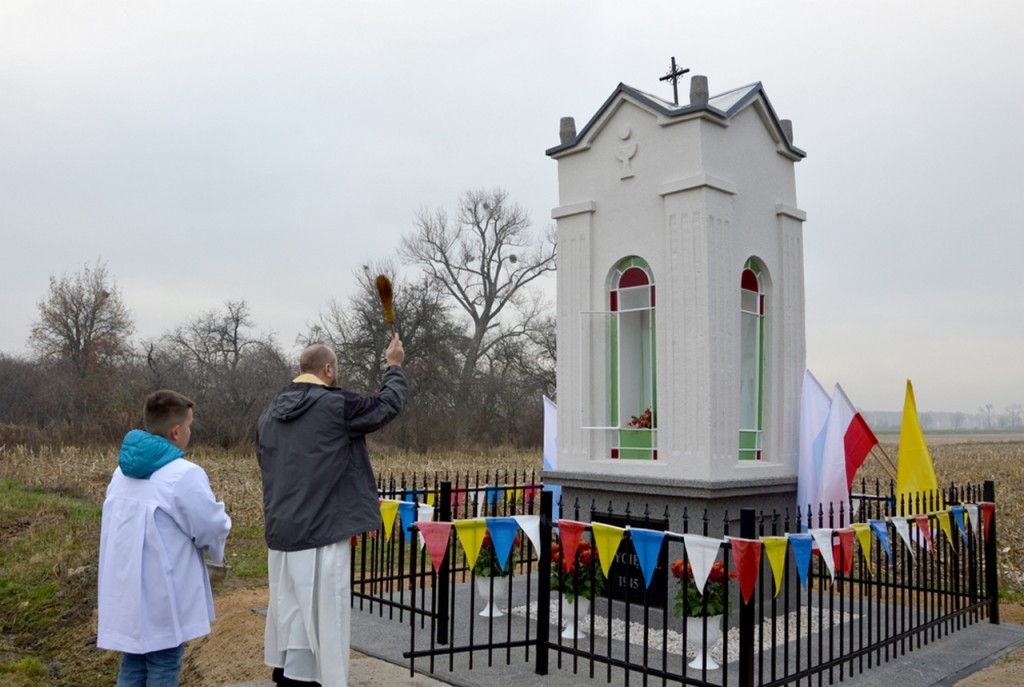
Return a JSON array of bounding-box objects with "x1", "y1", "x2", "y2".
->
[{"x1": 659, "y1": 56, "x2": 690, "y2": 106}]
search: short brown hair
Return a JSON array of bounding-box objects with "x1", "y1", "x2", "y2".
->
[
  {"x1": 144, "y1": 390, "x2": 195, "y2": 439},
  {"x1": 299, "y1": 344, "x2": 336, "y2": 374}
]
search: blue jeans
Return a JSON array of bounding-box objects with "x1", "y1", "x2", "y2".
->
[{"x1": 115, "y1": 644, "x2": 185, "y2": 687}]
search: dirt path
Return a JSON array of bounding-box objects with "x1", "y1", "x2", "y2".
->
[{"x1": 188, "y1": 587, "x2": 1024, "y2": 687}]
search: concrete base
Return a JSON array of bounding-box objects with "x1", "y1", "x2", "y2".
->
[{"x1": 545, "y1": 469, "x2": 799, "y2": 537}]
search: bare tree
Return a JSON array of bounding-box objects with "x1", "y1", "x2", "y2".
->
[
  {"x1": 153, "y1": 300, "x2": 290, "y2": 446},
  {"x1": 29, "y1": 260, "x2": 134, "y2": 379},
  {"x1": 303, "y1": 261, "x2": 464, "y2": 449},
  {"x1": 399, "y1": 188, "x2": 556, "y2": 436}
]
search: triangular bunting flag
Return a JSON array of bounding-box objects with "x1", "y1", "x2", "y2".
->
[
  {"x1": 981, "y1": 502, "x2": 995, "y2": 540},
  {"x1": 951, "y1": 506, "x2": 969, "y2": 546},
  {"x1": 836, "y1": 528, "x2": 855, "y2": 575},
  {"x1": 762, "y1": 537, "x2": 788, "y2": 598},
  {"x1": 523, "y1": 484, "x2": 541, "y2": 506},
  {"x1": 682, "y1": 534, "x2": 723, "y2": 596},
  {"x1": 893, "y1": 517, "x2": 915, "y2": 557},
  {"x1": 788, "y1": 533, "x2": 814, "y2": 591},
  {"x1": 852, "y1": 523, "x2": 872, "y2": 570},
  {"x1": 591, "y1": 522, "x2": 626, "y2": 580},
  {"x1": 454, "y1": 519, "x2": 488, "y2": 571},
  {"x1": 380, "y1": 499, "x2": 401, "y2": 541},
  {"x1": 935, "y1": 510, "x2": 954, "y2": 550},
  {"x1": 914, "y1": 515, "x2": 933, "y2": 553},
  {"x1": 451, "y1": 488, "x2": 466, "y2": 514},
  {"x1": 512, "y1": 515, "x2": 541, "y2": 555},
  {"x1": 485, "y1": 517, "x2": 520, "y2": 572},
  {"x1": 417, "y1": 522, "x2": 452, "y2": 573},
  {"x1": 869, "y1": 519, "x2": 892, "y2": 561},
  {"x1": 398, "y1": 501, "x2": 417, "y2": 543},
  {"x1": 486, "y1": 485, "x2": 503, "y2": 509},
  {"x1": 630, "y1": 528, "x2": 666, "y2": 590},
  {"x1": 966, "y1": 504, "x2": 980, "y2": 538},
  {"x1": 810, "y1": 529, "x2": 836, "y2": 581},
  {"x1": 731, "y1": 538, "x2": 762, "y2": 604},
  {"x1": 556, "y1": 520, "x2": 587, "y2": 573}
]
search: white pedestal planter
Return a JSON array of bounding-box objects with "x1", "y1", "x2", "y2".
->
[{"x1": 686, "y1": 614, "x2": 723, "y2": 670}]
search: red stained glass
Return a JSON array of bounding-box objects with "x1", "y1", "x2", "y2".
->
[
  {"x1": 610, "y1": 291, "x2": 618, "y2": 312},
  {"x1": 619, "y1": 267, "x2": 649, "y2": 288},
  {"x1": 650, "y1": 285, "x2": 656, "y2": 307},
  {"x1": 741, "y1": 268, "x2": 758, "y2": 292},
  {"x1": 611, "y1": 448, "x2": 620, "y2": 459}
]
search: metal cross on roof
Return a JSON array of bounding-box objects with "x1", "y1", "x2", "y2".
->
[{"x1": 659, "y1": 56, "x2": 690, "y2": 106}]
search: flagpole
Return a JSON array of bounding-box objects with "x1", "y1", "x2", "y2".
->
[
  {"x1": 874, "y1": 444, "x2": 899, "y2": 474},
  {"x1": 869, "y1": 446, "x2": 897, "y2": 482}
]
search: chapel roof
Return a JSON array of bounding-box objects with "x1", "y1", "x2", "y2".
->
[{"x1": 545, "y1": 80, "x2": 806, "y2": 159}]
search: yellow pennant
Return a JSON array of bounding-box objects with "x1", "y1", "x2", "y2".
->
[
  {"x1": 852, "y1": 523, "x2": 873, "y2": 570},
  {"x1": 591, "y1": 523, "x2": 625, "y2": 579},
  {"x1": 762, "y1": 537, "x2": 789, "y2": 598},
  {"x1": 454, "y1": 519, "x2": 488, "y2": 571},
  {"x1": 379, "y1": 500, "x2": 401, "y2": 541},
  {"x1": 935, "y1": 510, "x2": 954, "y2": 551}
]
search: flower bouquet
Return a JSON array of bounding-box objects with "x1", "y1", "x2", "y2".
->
[
  {"x1": 551, "y1": 539, "x2": 605, "y2": 603},
  {"x1": 628, "y1": 407, "x2": 654, "y2": 429},
  {"x1": 670, "y1": 559, "x2": 736, "y2": 618}
]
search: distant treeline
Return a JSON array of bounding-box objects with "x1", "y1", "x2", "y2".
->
[
  {"x1": 0, "y1": 189, "x2": 557, "y2": 451},
  {"x1": 863, "y1": 407, "x2": 1024, "y2": 432}
]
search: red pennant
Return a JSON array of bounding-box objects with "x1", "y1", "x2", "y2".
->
[
  {"x1": 914, "y1": 515, "x2": 934, "y2": 553},
  {"x1": 417, "y1": 522, "x2": 452, "y2": 573},
  {"x1": 730, "y1": 538, "x2": 762, "y2": 604},
  {"x1": 836, "y1": 528, "x2": 855, "y2": 575},
  {"x1": 981, "y1": 502, "x2": 995, "y2": 540},
  {"x1": 557, "y1": 520, "x2": 586, "y2": 573},
  {"x1": 449, "y1": 489, "x2": 466, "y2": 515},
  {"x1": 523, "y1": 484, "x2": 541, "y2": 504}
]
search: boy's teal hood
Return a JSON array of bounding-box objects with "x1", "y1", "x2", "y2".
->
[{"x1": 118, "y1": 429, "x2": 184, "y2": 479}]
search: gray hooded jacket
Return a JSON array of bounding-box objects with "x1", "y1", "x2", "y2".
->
[{"x1": 256, "y1": 366, "x2": 407, "y2": 551}]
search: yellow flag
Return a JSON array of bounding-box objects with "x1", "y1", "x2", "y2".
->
[
  {"x1": 895, "y1": 380, "x2": 941, "y2": 515},
  {"x1": 935, "y1": 510, "x2": 954, "y2": 550},
  {"x1": 591, "y1": 523, "x2": 625, "y2": 579},
  {"x1": 454, "y1": 519, "x2": 488, "y2": 571},
  {"x1": 379, "y1": 500, "x2": 401, "y2": 541},
  {"x1": 762, "y1": 537, "x2": 788, "y2": 598},
  {"x1": 852, "y1": 523, "x2": 873, "y2": 570}
]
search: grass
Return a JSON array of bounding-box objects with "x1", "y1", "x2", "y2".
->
[
  {"x1": 0, "y1": 436, "x2": 1021, "y2": 685},
  {"x1": 0, "y1": 480, "x2": 120, "y2": 686}
]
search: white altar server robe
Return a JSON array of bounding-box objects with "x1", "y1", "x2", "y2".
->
[{"x1": 97, "y1": 458, "x2": 231, "y2": 654}]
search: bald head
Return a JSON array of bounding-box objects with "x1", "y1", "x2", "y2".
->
[{"x1": 299, "y1": 344, "x2": 338, "y2": 385}]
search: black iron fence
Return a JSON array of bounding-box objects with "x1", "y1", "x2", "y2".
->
[{"x1": 351, "y1": 473, "x2": 998, "y2": 687}]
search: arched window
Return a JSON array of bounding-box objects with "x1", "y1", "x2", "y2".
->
[
  {"x1": 739, "y1": 259, "x2": 764, "y2": 460},
  {"x1": 610, "y1": 257, "x2": 657, "y2": 460}
]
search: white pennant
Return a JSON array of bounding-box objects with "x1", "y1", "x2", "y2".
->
[
  {"x1": 966, "y1": 504, "x2": 980, "y2": 538},
  {"x1": 682, "y1": 534, "x2": 723, "y2": 595},
  {"x1": 893, "y1": 517, "x2": 916, "y2": 558},
  {"x1": 512, "y1": 515, "x2": 541, "y2": 555},
  {"x1": 809, "y1": 528, "x2": 836, "y2": 581}
]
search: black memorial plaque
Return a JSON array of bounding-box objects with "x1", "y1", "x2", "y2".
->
[{"x1": 592, "y1": 512, "x2": 669, "y2": 607}]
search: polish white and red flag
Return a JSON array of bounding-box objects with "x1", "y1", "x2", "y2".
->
[{"x1": 816, "y1": 383, "x2": 879, "y2": 521}]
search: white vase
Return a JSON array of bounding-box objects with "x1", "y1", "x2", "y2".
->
[
  {"x1": 561, "y1": 596, "x2": 591, "y2": 640},
  {"x1": 686, "y1": 614, "x2": 723, "y2": 670},
  {"x1": 476, "y1": 577, "x2": 506, "y2": 617}
]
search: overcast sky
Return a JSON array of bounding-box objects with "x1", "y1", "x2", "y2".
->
[{"x1": 2, "y1": 1, "x2": 1021, "y2": 413}]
